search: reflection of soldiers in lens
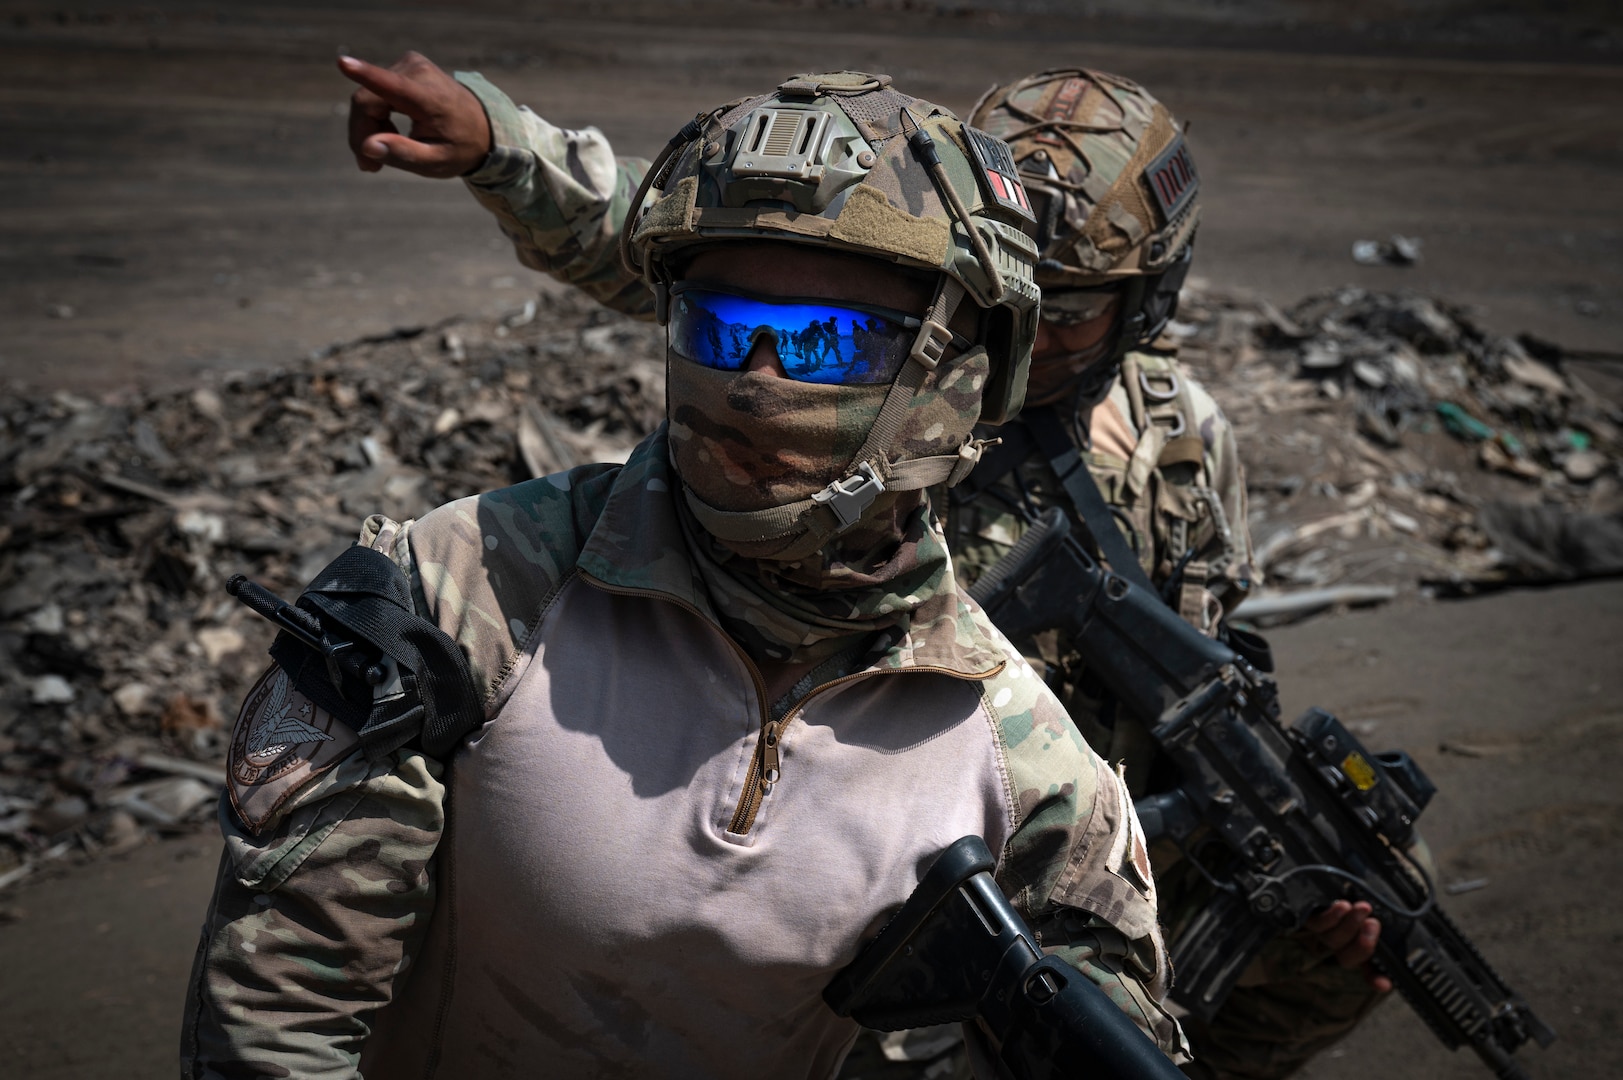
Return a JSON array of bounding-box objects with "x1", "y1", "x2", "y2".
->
[
  {"x1": 851, "y1": 317, "x2": 882, "y2": 378},
  {"x1": 706, "y1": 318, "x2": 725, "y2": 364},
  {"x1": 800, "y1": 320, "x2": 824, "y2": 369},
  {"x1": 821, "y1": 317, "x2": 842, "y2": 363}
]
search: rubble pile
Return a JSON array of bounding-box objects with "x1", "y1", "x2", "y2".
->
[
  {"x1": 0, "y1": 288, "x2": 664, "y2": 886},
  {"x1": 0, "y1": 281, "x2": 1617, "y2": 879},
  {"x1": 1176, "y1": 285, "x2": 1623, "y2": 605}
]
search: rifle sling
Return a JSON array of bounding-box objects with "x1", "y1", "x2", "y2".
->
[{"x1": 1022, "y1": 405, "x2": 1161, "y2": 598}]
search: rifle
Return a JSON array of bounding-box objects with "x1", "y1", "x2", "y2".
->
[
  {"x1": 968, "y1": 506, "x2": 1554, "y2": 1079},
  {"x1": 825, "y1": 835, "x2": 1188, "y2": 1080}
]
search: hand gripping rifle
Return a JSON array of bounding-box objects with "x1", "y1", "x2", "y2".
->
[
  {"x1": 825, "y1": 835, "x2": 1188, "y2": 1080},
  {"x1": 968, "y1": 507, "x2": 1554, "y2": 1079}
]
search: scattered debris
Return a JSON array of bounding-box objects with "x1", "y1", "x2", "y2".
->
[
  {"x1": 1233, "y1": 584, "x2": 1399, "y2": 624},
  {"x1": 0, "y1": 289, "x2": 664, "y2": 878},
  {"x1": 1180, "y1": 283, "x2": 1622, "y2": 609},
  {"x1": 1439, "y1": 740, "x2": 1512, "y2": 758},
  {"x1": 0, "y1": 279, "x2": 1615, "y2": 874},
  {"x1": 1476, "y1": 502, "x2": 1623, "y2": 583},
  {"x1": 133, "y1": 752, "x2": 227, "y2": 786},
  {"x1": 1351, "y1": 235, "x2": 1422, "y2": 267}
]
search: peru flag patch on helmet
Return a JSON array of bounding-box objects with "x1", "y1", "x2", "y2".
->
[
  {"x1": 965, "y1": 126, "x2": 1035, "y2": 223},
  {"x1": 1146, "y1": 133, "x2": 1199, "y2": 223}
]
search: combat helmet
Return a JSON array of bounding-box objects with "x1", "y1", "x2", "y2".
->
[
  {"x1": 970, "y1": 68, "x2": 1200, "y2": 355},
  {"x1": 622, "y1": 72, "x2": 1041, "y2": 555}
]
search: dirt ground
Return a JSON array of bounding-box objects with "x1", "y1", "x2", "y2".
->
[
  {"x1": 2, "y1": 0, "x2": 1621, "y2": 394},
  {"x1": 1, "y1": 2, "x2": 1620, "y2": 1078}
]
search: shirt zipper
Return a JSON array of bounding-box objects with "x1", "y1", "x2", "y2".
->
[
  {"x1": 727, "y1": 657, "x2": 1006, "y2": 835},
  {"x1": 577, "y1": 572, "x2": 774, "y2": 835},
  {"x1": 728, "y1": 668, "x2": 875, "y2": 835},
  {"x1": 578, "y1": 570, "x2": 1004, "y2": 837}
]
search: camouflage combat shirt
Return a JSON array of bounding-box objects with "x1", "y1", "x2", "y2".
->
[{"x1": 181, "y1": 429, "x2": 1186, "y2": 1077}]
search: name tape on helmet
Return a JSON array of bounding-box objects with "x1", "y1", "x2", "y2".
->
[
  {"x1": 1034, "y1": 76, "x2": 1090, "y2": 147},
  {"x1": 965, "y1": 126, "x2": 1035, "y2": 223},
  {"x1": 1145, "y1": 133, "x2": 1199, "y2": 224}
]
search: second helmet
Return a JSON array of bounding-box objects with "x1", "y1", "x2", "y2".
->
[{"x1": 970, "y1": 67, "x2": 1200, "y2": 351}]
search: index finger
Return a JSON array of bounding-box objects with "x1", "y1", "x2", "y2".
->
[{"x1": 337, "y1": 55, "x2": 430, "y2": 117}]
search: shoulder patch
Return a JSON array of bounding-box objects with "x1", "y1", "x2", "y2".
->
[{"x1": 228, "y1": 664, "x2": 359, "y2": 835}]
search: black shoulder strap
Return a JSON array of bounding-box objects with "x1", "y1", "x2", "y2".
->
[
  {"x1": 268, "y1": 545, "x2": 484, "y2": 761},
  {"x1": 1022, "y1": 405, "x2": 1160, "y2": 597}
]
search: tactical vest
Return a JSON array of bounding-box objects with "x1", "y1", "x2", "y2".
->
[{"x1": 1084, "y1": 348, "x2": 1242, "y2": 634}]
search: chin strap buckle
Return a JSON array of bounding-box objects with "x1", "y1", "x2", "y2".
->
[
  {"x1": 909, "y1": 318, "x2": 954, "y2": 371},
  {"x1": 813, "y1": 462, "x2": 886, "y2": 532},
  {"x1": 947, "y1": 437, "x2": 1000, "y2": 487}
]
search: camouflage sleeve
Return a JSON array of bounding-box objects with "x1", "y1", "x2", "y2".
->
[
  {"x1": 1023, "y1": 755, "x2": 1190, "y2": 1063},
  {"x1": 179, "y1": 743, "x2": 445, "y2": 1079},
  {"x1": 985, "y1": 644, "x2": 1189, "y2": 1062},
  {"x1": 455, "y1": 71, "x2": 656, "y2": 318},
  {"x1": 1175, "y1": 932, "x2": 1388, "y2": 1080}
]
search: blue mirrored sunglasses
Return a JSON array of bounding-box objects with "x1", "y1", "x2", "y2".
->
[{"x1": 668, "y1": 286, "x2": 967, "y2": 385}]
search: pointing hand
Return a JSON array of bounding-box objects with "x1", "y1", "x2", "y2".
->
[{"x1": 338, "y1": 51, "x2": 493, "y2": 178}]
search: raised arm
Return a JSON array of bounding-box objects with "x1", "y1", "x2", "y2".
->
[{"x1": 339, "y1": 52, "x2": 654, "y2": 317}]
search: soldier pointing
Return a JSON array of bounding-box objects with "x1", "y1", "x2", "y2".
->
[
  {"x1": 313, "y1": 51, "x2": 1399, "y2": 1080},
  {"x1": 181, "y1": 58, "x2": 1185, "y2": 1078}
]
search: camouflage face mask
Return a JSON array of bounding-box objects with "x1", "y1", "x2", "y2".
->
[
  {"x1": 675, "y1": 485, "x2": 953, "y2": 666},
  {"x1": 666, "y1": 344, "x2": 993, "y2": 663},
  {"x1": 1024, "y1": 336, "x2": 1120, "y2": 408},
  {"x1": 667, "y1": 344, "x2": 993, "y2": 541},
  {"x1": 667, "y1": 359, "x2": 890, "y2": 519}
]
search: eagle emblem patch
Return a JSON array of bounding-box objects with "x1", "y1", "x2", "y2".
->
[{"x1": 228, "y1": 665, "x2": 358, "y2": 834}]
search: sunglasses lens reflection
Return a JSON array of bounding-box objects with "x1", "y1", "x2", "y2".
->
[{"x1": 670, "y1": 290, "x2": 915, "y2": 385}]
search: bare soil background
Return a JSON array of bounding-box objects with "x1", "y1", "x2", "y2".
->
[
  {"x1": 2, "y1": 0, "x2": 1621, "y2": 392},
  {"x1": 1, "y1": 2, "x2": 1620, "y2": 1078}
]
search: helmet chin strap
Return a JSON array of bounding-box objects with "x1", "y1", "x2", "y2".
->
[{"x1": 682, "y1": 276, "x2": 989, "y2": 562}]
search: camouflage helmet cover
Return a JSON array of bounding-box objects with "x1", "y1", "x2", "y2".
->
[
  {"x1": 970, "y1": 68, "x2": 1200, "y2": 289},
  {"x1": 625, "y1": 71, "x2": 1041, "y2": 425}
]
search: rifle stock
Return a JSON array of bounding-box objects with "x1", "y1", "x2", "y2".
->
[{"x1": 825, "y1": 836, "x2": 1188, "y2": 1080}]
